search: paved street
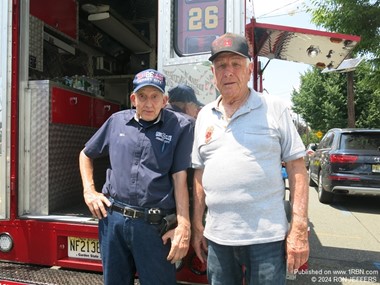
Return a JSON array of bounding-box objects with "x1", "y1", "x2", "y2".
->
[{"x1": 288, "y1": 185, "x2": 380, "y2": 285}]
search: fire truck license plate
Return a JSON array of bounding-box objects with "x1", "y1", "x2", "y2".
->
[
  {"x1": 372, "y1": 164, "x2": 380, "y2": 173},
  {"x1": 68, "y1": 237, "x2": 101, "y2": 260}
]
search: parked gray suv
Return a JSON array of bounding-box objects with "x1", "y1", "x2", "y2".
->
[{"x1": 309, "y1": 128, "x2": 380, "y2": 204}]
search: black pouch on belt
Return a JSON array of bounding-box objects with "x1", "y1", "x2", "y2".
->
[
  {"x1": 159, "y1": 213, "x2": 177, "y2": 236},
  {"x1": 146, "y1": 208, "x2": 164, "y2": 224}
]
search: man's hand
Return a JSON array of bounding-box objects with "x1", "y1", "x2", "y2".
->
[
  {"x1": 191, "y1": 224, "x2": 208, "y2": 263},
  {"x1": 286, "y1": 218, "x2": 309, "y2": 273},
  {"x1": 163, "y1": 223, "x2": 191, "y2": 264},
  {"x1": 84, "y1": 189, "x2": 111, "y2": 219},
  {"x1": 79, "y1": 150, "x2": 111, "y2": 219}
]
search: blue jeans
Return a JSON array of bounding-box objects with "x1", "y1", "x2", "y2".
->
[
  {"x1": 207, "y1": 240, "x2": 286, "y2": 285},
  {"x1": 99, "y1": 208, "x2": 176, "y2": 285}
]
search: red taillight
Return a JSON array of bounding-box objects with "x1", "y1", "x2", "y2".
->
[
  {"x1": 329, "y1": 175, "x2": 361, "y2": 181},
  {"x1": 330, "y1": 154, "x2": 358, "y2": 163}
]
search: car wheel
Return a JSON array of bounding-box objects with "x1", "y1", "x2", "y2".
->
[
  {"x1": 308, "y1": 169, "x2": 317, "y2": 186},
  {"x1": 317, "y1": 173, "x2": 333, "y2": 204}
]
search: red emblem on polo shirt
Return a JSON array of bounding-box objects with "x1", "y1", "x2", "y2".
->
[{"x1": 205, "y1": 126, "x2": 214, "y2": 144}]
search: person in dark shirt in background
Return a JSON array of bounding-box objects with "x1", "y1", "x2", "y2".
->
[
  {"x1": 166, "y1": 84, "x2": 203, "y2": 123},
  {"x1": 165, "y1": 83, "x2": 204, "y2": 205}
]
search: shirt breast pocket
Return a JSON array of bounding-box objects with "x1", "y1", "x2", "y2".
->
[{"x1": 243, "y1": 131, "x2": 279, "y2": 158}]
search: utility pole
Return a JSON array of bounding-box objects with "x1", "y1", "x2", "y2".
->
[
  {"x1": 322, "y1": 58, "x2": 363, "y2": 128},
  {"x1": 347, "y1": 71, "x2": 355, "y2": 128}
]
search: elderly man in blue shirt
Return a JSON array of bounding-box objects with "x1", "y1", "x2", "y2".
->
[{"x1": 79, "y1": 69, "x2": 193, "y2": 285}]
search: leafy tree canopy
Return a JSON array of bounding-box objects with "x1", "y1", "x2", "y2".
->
[{"x1": 291, "y1": 61, "x2": 380, "y2": 132}]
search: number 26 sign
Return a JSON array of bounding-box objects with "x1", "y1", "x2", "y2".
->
[{"x1": 174, "y1": 0, "x2": 226, "y2": 56}]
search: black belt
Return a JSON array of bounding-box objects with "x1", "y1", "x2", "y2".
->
[
  {"x1": 111, "y1": 203, "x2": 146, "y2": 218},
  {"x1": 110, "y1": 202, "x2": 173, "y2": 224}
]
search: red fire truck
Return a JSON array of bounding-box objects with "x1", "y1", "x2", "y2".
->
[{"x1": 0, "y1": 0, "x2": 360, "y2": 284}]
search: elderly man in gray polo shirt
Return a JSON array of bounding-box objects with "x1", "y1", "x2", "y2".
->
[{"x1": 191, "y1": 33, "x2": 309, "y2": 285}]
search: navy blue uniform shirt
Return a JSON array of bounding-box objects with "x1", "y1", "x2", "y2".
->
[{"x1": 84, "y1": 108, "x2": 194, "y2": 210}]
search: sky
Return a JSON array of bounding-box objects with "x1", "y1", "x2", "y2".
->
[{"x1": 252, "y1": 0, "x2": 317, "y2": 106}]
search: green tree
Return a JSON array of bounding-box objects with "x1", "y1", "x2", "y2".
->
[
  {"x1": 354, "y1": 62, "x2": 380, "y2": 127},
  {"x1": 292, "y1": 61, "x2": 380, "y2": 132},
  {"x1": 292, "y1": 67, "x2": 346, "y2": 132}
]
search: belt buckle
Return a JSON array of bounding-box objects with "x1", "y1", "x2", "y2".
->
[{"x1": 123, "y1": 207, "x2": 137, "y2": 218}]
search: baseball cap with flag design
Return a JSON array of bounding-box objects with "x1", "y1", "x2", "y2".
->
[
  {"x1": 209, "y1": 33, "x2": 251, "y2": 62},
  {"x1": 133, "y1": 69, "x2": 166, "y2": 93}
]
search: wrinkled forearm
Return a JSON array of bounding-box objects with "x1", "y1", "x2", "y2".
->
[
  {"x1": 192, "y1": 168, "x2": 206, "y2": 231},
  {"x1": 285, "y1": 157, "x2": 310, "y2": 272},
  {"x1": 172, "y1": 170, "x2": 191, "y2": 229},
  {"x1": 165, "y1": 170, "x2": 191, "y2": 263},
  {"x1": 79, "y1": 149, "x2": 95, "y2": 193},
  {"x1": 286, "y1": 157, "x2": 309, "y2": 230}
]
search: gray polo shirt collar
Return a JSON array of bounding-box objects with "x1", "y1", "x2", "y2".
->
[{"x1": 212, "y1": 89, "x2": 264, "y2": 120}]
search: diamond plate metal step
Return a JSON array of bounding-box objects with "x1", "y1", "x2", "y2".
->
[{"x1": 0, "y1": 261, "x2": 104, "y2": 285}]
